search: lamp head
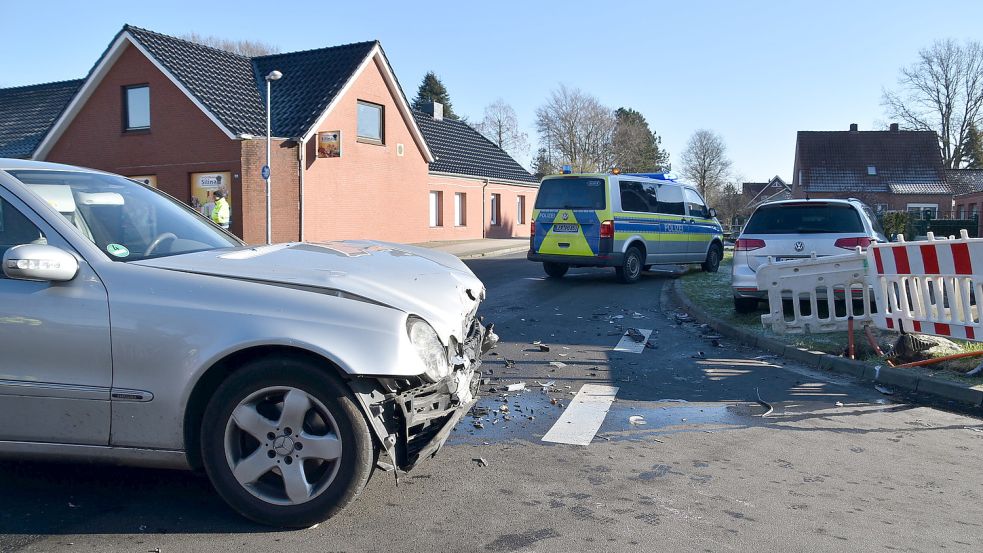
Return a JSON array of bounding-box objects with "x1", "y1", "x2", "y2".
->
[{"x1": 265, "y1": 70, "x2": 283, "y2": 81}]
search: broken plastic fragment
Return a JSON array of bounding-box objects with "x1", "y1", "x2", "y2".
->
[
  {"x1": 874, "y1": 385, "x2": 894, "y2": 395},
  {"x1": 472, "y1": 457, "x2": 488, "y2": 467},
  {"x1": 628, "y1": 415, "x2": 647, "y2": 425},
  {"x1": 506, "y1": 382, "x2": 526, "y2": 392}
]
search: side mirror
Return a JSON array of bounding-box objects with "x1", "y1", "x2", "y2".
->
[
  {"x1": 708, "y1": 207, "x2": 718, "y2": 218},
  {"x1": 3, "y1": 244, "x2": 79, "y2": 282}
]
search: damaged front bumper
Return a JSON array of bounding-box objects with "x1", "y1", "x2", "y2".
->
[{"x1": 350, "y1": 318, "x2": 497, "y2": 472}]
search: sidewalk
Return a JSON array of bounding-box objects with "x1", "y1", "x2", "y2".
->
[{"x1": 413, "y1": 238, "x2": 528, "y2": 259}]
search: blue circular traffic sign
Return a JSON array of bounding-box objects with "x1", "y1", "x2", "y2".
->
[{"x1": 261, "y1": 165, "x2": 271, "y2": 179}]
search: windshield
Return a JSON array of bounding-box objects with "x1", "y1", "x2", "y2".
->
[
  {"x1": 9, "y1": 169, "x2": 242, "y2": 261},
  {"x1": 743, "y1": 203, "x2": 865, "y2": 234},
  {"x1": 534, "y1": 177, "x2": 606, "y2": 210}
]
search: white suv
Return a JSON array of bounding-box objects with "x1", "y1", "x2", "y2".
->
[{"x1": 731, "y1": 198, "x2": 887, "y2": 313}]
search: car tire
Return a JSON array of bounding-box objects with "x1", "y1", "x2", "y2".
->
[
  {"x1": 200, "y1": 356, "x2": 374, "y2": 528},
  {"x1": 616, "y1": 246, "x2": 644, "y2": 284},
  {"x1": 734, "y1": 297, "x2": 759, "y2": 314},
  {"x1": 543, "y1": 262, "x2": 569, "y2": 279},
  {"x1": 702, "y1": 243, "x2": 723, "y2": 273}
]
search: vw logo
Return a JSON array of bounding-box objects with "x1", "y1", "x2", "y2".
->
[
  {"x1": 561, "y1": 213, "x2": 569, "y2": 220},
  {"x1": 794, "y1": 241, "x2": 805, "y2": 252}
]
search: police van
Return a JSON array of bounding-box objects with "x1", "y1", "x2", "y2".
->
[{"x1": 527, "y1": 171, "x2": 724, "y2": 283}]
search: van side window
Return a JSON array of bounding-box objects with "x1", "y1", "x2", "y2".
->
[
  {"x1": 684, "y1": 188, "x2": 708, "y2": 218},
  {"x1": 0, "y1": 197, "x2": 46, "y2": 265},
  {"x1": 656, "y1": 185, "x2": 685, "y2": 215},
  {"x1": 619, "y1": 181, "x2": 650, "y2": 213}
]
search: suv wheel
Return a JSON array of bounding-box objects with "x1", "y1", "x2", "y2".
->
[
  {"x1": 543, "y1": 262, "x2": 569, "y2": 278},
  {"x1": 702, "y1": 243, "x2": 723, "y2": 273},
  {"x1": 616, "y1": 246, "x2": 644, "y2": 284},
  {"x1": 734, "y1": 297, "x2": 759, "y2": 314},
  {"x1": 201, "y1": 357, "x2": 374, "y2": 527}
]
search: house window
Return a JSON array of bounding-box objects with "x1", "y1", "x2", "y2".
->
[
  {"x1": 517, "y1": 195, "x2": 526, "y2": 224},
  {"x1": 867, "y1": 166, "x2": 877, "y2": 176},
  {"x1": 429, "y1": 191, "x2": 443, "y2": 227},
  {"x1": 490, "y1": 194, "x2": 501, "y2": 225},
  {"x1": 357, "y1": 101, "x2": 383, "y2": 143},
  {"x1": 454, "y1": 193, "x2": 466, "y2": 226},
  {"x1": 906, "y1": 203, "x2": 938, "y2": 219},
  {"x1": 972, "y1": 204, "x2": 979, "y2": 219},
  {"x1": 874, "y1": 203, "x2": 889, "y2": 213},
  {"x1": 124, "y1": 85, "x2": 150, "y2": 130}
]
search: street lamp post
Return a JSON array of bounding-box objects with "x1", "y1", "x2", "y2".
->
[{"x1": 264, "y1": 70, "x2": 283, "y2": 245}]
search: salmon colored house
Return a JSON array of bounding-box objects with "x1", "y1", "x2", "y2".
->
[{"x1": 0, "y1": 25, "x2": 537, "y2": 244}]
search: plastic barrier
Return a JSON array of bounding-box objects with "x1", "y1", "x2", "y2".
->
[
  {"x1": 870, "y1": 231, "x2": 983, "y2": 340},
  {"x1": 758, "y1": 250, "x2": 874, "y2": 334},
  {"x1": 757, "y1": 230, "x2": 983, "y2": 342}
]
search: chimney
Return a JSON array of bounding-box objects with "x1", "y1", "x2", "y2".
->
[
  {"x1": 889, "y1": 123, "x2": 899, "y2": 132},
  {"x1": 849, "y1": 123, "x2": 859, "y2": 132},
  {"x1": 423, "y1": 101, "x2": 444, "y2": 121}
]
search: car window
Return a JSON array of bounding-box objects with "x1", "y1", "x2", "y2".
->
[
  {"x1": 655, "y1": 184, "x2": 685, "y2": 215},
  {"x1": 684, "y1": 188, "x2": 708, "y2": 218},
  {"x1": 743, "y1": 203, "x2": 865, "y2": 234},
  {"x1": 0, "y1": 196, "x2": 46, "y2": 270},
  {"x1": 8, "y1": 170, "x2": 242, "y2": 262},
  {"x1": 861, "y1": 204, "x2": 886, "y2": 236},
  {"x1": 534, "y1": 177, "x2": 606, "y2": 210},
  {"x1": 619, "y1": 181, "x2": 657, "y2": 213}
]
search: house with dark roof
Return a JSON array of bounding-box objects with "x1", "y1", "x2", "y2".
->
[
  {"x1": 741, "y1": 175, "x2": 790, "y2": 212},
  {"x1": 413, "y1": 103, "x2": 538, "y2": 238},
  {"x1": 0, "y1": 25, "x2": 535, "y2": 243},
  {"x1": 791, "y1": 123, "x2": 951, "y2": 216},
  {"x1": 951, "y1": 169, "x2": 983, "y2": 236}
]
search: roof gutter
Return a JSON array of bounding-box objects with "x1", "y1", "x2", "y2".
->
[{"x1": 296, "y1": 137, "x2": 305, "y2": 242}]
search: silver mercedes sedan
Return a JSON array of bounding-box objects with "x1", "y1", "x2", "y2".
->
[{"x1": 0, "y1": 159, "x2": 495, "y2": 527}]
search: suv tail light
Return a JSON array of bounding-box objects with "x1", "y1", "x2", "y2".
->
[
  {"x1": 600, "y1": 220, "x2": 614, "y2": 239},
  {"x1": 834, "y1": 237, "x2": 873, "y2": 250},
  {"x1": 735, "y1": 238, "x2": 766, "y2": 251},
  {"x1": 529, "y1": 221, "x2": 536, "y2": 248}
]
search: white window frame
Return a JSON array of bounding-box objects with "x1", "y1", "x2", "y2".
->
[
  {"x1": 490, "y1": 193, "x2": 500, "y2": 225},
  {"x1": 124, "y1": 84, "x2": 150, "y2": 131},
  {"x1": 429, "y1": 191, "x2": 442, "y2": 227},
  {"x1": 516, "y1": 195, "x2": 526, "y2": 224},
  {"x1": 454, "y1": 192, "x2": 465, "y2": 226}
]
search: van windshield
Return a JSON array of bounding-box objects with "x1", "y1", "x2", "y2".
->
[
  {"x1": 743, "y1": 203, "x2": 865, "y2": 234},
  {"x1": 535, "y1": 177, "x2": 606, "y2": 210}
]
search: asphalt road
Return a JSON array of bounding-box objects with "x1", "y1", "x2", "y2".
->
[{"x1": 3, "y1": 253, "x2": 983, "y2": 552}]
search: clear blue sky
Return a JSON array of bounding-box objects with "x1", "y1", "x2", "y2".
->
[{"x1": 4, "y1": 1, "x2": 982, "y2": 182}]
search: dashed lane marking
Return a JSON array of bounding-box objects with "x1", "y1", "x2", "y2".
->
[
  {"x1": 541, "y1": 384, "x2": 620, "y2": 446},
  {"x1": 613, "y1": 328, "x2": 652, "y2": 353}
]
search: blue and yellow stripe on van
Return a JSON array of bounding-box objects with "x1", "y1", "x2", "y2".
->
[
  {"x1": 533, "y1": 209, "x2": 605, "y2": 256},
  {"x1": 613, "y1": 214, "x2": 722, "y2": 243}
]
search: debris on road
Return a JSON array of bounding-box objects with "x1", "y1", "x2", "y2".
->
[
  {"x1": 692, "y1": 351, "x2": 706, "y2": 359},
  {"x1": 473, "y1": 421, "x2": 484, "y2": 429},
  {"x1": 645, "y1": 340, "x2": 657, "y2": 349},
  {"x1": 874, "y1": 385, "x2": 894, "y2": 395},
  {"x1": 629, "y1": 415, "x2": 647, "y2": 425},
  {"x1": 549, "y1": 361, "x2": 567, "y2": 369},
  {"x1": 504, "y1": 358, "x2": 516, "y2": 369},
  {"x1": 535, "y1": 380, "x2": 556, "y2": 388},
  {"x1": 625, "y1": 328, "x2": 646, "y2": 343},
  {"x1": 755, "y1": 387, "x2": 774, "y2": 417},
  {"x1": 539, "y1": 344, "x2": 551, "y2": 352},
  {"x1": 506, "y1": 382, "x2": 526, "y2": 392},
  {"x1": 835, "y1": 401, "x2": 844, "y2": 407},
  {"x1": 753, "y1": 354, "x2": 778, "y2": 360},
  {"x1": 472, "y1": 457, "x2": 489, "y2": 467}
]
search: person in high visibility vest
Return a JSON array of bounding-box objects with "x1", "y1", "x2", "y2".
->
[{"x1": 212, "y1": 189, "x2": 230, "y2": 229}]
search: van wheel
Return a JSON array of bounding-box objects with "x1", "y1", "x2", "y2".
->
[
  {"x1": 617, "y1": 247, "x2": 643, "y2": 284},
  {"x1": 543, "y1": 262, "x2": 568, "y2": 278},
  {"x1": 734, "y1": 297, "x2": 759, "y2": 314},
  {"x1": 702, "y1": 243, "x2": 723, "y2": 273},
  {"x1": 200, "y1": 357, "x2": 374, "y2": 527}
]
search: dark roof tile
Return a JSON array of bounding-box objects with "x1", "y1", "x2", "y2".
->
[
  {"x1": 412, "y1": 111, "x2": 536, "y2": 184},
  {"x1": 0, "y1": 79, "x2": 83, "y2": 158},
  {"x1": 947, "y1": 169, "x2": 983, "y2": 196}
]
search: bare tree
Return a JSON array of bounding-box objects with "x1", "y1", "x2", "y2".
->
[
  {"x1": 883, "y1": 39, "x2": 983, "y2": 168},
  {"x1": 535, "y1": 85, "x2": 616, "y2": 172},
  {"x1": 474, "y1": 99, "x2": 529, "y2": 162},
  {"x1": 680, "y1": 129, "x2": 732, "y2": 199},
  {"x1": 180, "y1": 32, "x2": 279, "y2": 57}
]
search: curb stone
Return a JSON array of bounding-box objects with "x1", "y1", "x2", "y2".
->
[
  {"x1": 669, "y1": 279, "x2": 983, "y2": 409},
  {"x1": 459, "y1": 246, "x2": 529, "y2": 260}
]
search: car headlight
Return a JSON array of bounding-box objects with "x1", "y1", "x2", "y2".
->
[{"x1": 407, "y1": 316, "x2": 450, "y2": 382}]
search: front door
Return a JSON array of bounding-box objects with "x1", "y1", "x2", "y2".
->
[{"x1": 0, "y1": 188, "x2": 112, "y2": 445}]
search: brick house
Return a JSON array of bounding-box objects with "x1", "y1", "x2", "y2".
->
[
  {"x1": 0, "y1": 25, "x2": 536, "y2": 244},
  {"x1": 951, "y1": 169, "x2": 983, "y2": 235},
  {"x1": 413, "y1": 104, "x2": 538, "y2": 239},
  {"x1": 741, "y1": 175, "x2": 790, "y2": 212},
  {"x1": 791, "y1": 124, "x2": 951, "y2": 216}
]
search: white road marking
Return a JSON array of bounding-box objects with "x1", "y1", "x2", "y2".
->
[
  {"x1": 613, "y1": 328, "x2": 652, "y2": 353},
  {"x1": 542, "y1": 384, "x2": 619, "y2": 446}
]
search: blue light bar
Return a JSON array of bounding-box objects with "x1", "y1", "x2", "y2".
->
[
  {"x1": 626, "y1": 172, "x2": 674, "y2": 181},
  {"x1": 562, "y1": 165, "x2": 573, "y2": 174}
]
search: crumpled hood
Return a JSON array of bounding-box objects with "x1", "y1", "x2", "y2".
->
[{"x1": 133, "y1": 240, "x2": 485, "y2": 342}]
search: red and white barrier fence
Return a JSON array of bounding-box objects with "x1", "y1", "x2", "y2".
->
[{"x1": 757, "y1": 230, "x2": 983, "y2": 342}]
